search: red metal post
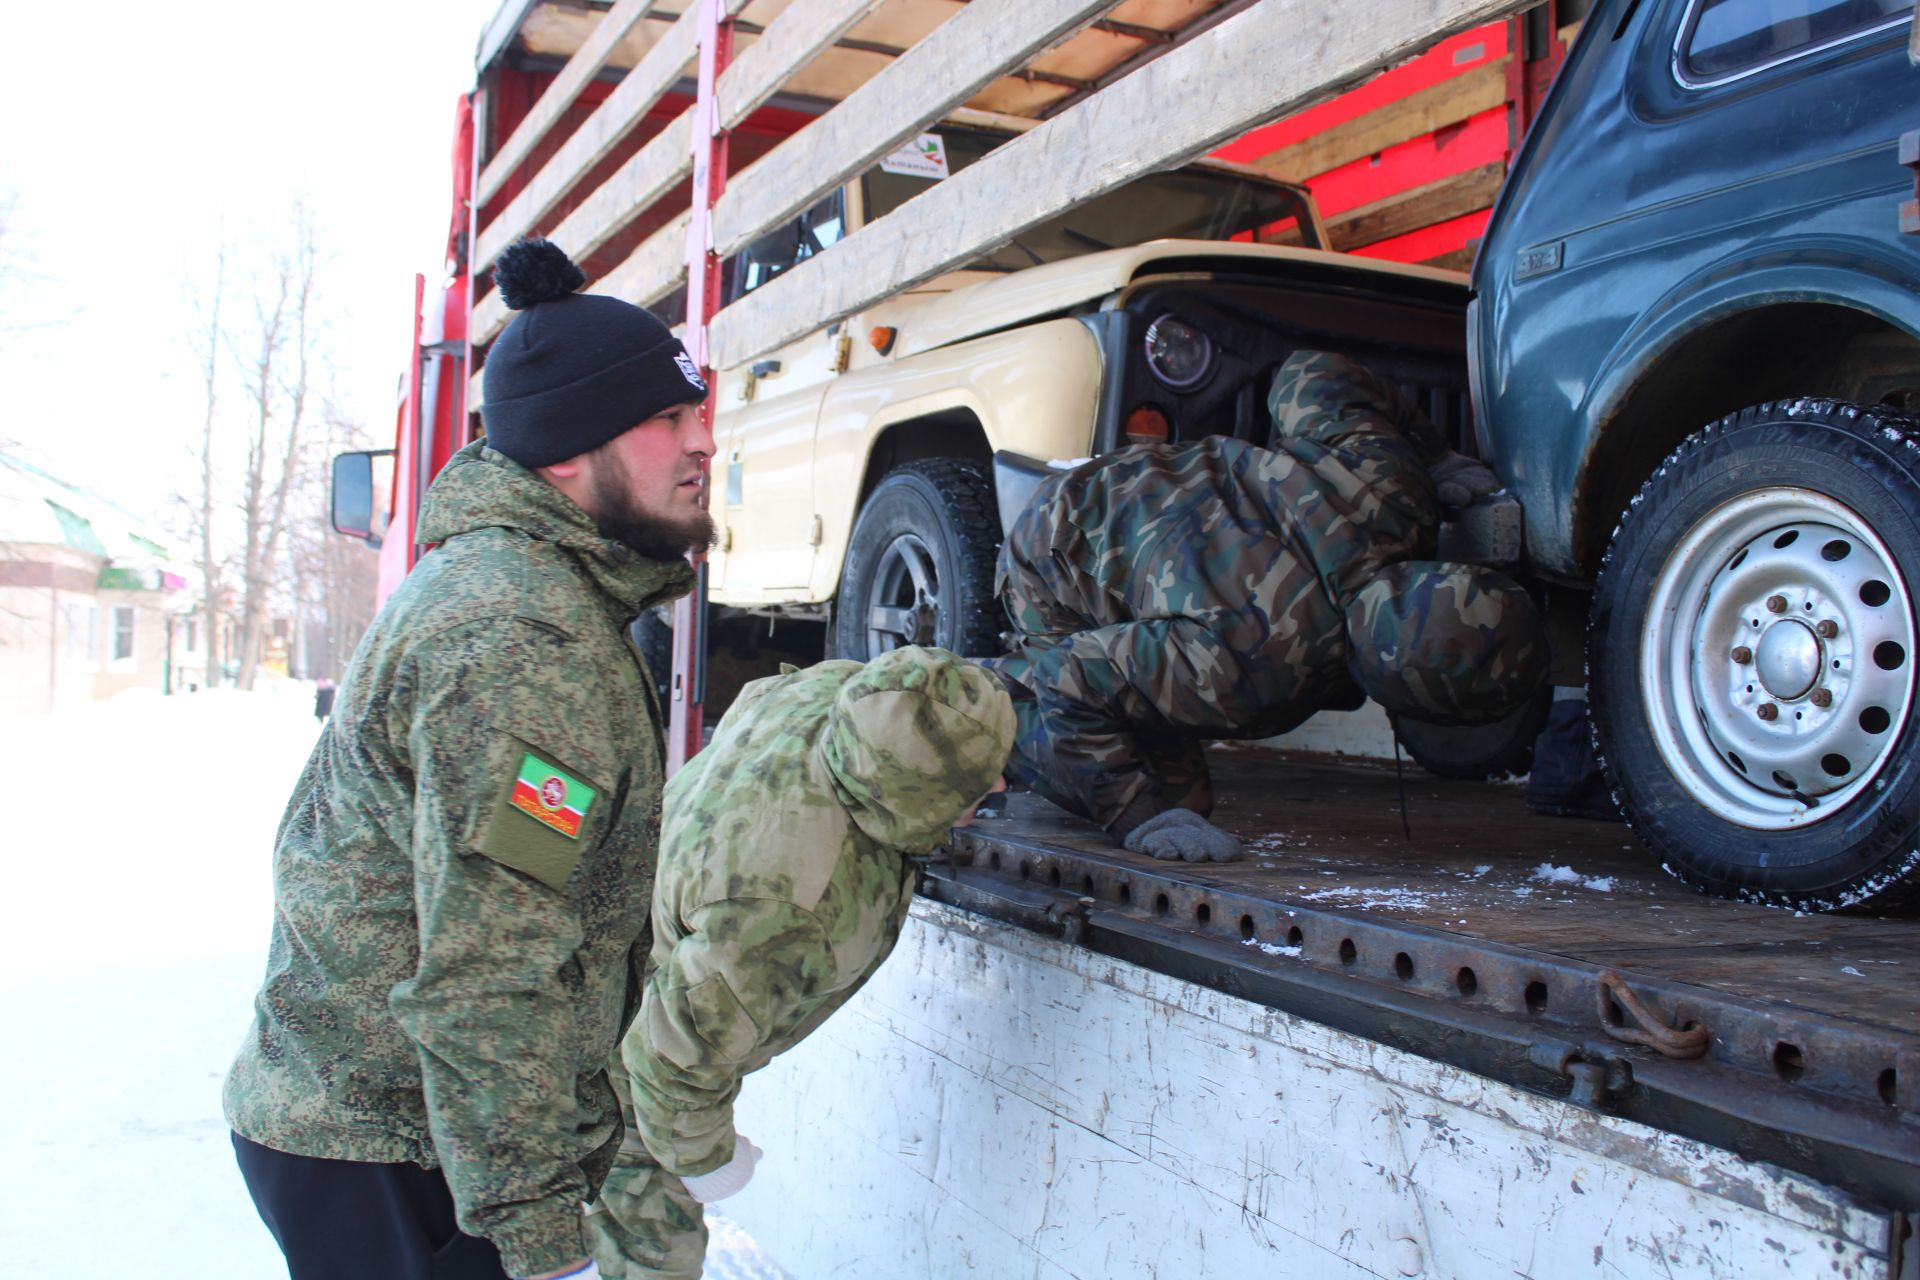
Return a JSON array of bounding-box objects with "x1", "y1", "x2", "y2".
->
[
  {"x1": 1505, "y1": 0, "x2": 1567, "y2": 159},
  {"x1": 668, "y1": 0, "x2": 734, "y2": 774}
]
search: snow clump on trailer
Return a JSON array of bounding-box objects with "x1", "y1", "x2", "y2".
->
[{"x1": 1532, "y1": 862, "x2": 1615, "y2": 892}]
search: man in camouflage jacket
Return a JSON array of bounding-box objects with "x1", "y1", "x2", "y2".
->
[
  {"x1": 587, "y1": 647, "x2": 1014, "y2": 1277},
  {"x1": 988, "y1": 349, "x2": 1547, "y2": 862},
  {"x1": 224, "y1": 240, "x2": 713, "y2": 1280}
]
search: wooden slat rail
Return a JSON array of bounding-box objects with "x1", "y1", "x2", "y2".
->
[
  {"x1": 600, "y1": 208, "x2": 695, "y2": 308},
  {"x1": 475, "y1": 0, "x2": 663, "y2": 207},
  {"x1": 708, "y1": 0, "x2": 1536, "y2": 370},
  {"x1": 469, "y1": 0, "x2": 880, "y2": 347},
  {"x1": 715, "y1": 0, "x2": 888, "y2": 130},
  {"x1": 1251, "y1": 57, "x2": 1509, "y2": 182},
  {"x1": 1325, "y1": 159, "x2": 1505, "y2": 251},
  {"x1": 474, "y1": 0, "x2": 747, "y2": 273},
  {"x1": 708, "y1": 0, "x2": 1118, "y2": 261},
  {"x1": 470, "y1": 110, "x2": 695, "y2": 345}
]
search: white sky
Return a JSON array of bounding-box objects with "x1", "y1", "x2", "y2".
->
[{"x1": 0, "y1": 0, "x2": 507, "y2": 529}]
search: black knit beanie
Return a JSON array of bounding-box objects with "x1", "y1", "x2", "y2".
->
[{"x1": 480, "y1": 239, "x2": 709, "y2": 469}]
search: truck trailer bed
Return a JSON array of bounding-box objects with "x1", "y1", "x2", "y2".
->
[{"x1": 925, "y1": 748, "x2": 1920, "y2": 1212}]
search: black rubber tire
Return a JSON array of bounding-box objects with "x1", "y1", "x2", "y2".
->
[
  {"x1": 1589, "y1": 399, "x2": 1920, "y2": 913},
  {"x1": 831, "y1": 459, "x2": 1003, "y2": 660},
  {"x1": 1391, "y1": 683, "x2": 1553, "y2": 781},
  {"x1": 630, "y1": 606, "x2": 674, "y2": 708}
]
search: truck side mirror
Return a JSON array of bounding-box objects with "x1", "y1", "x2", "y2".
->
[{"x1": 332, "y1": 450, "x2": 394, "y2": 547}]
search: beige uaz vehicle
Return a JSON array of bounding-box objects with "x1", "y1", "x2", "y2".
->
[{"x1": 701, "y1": 114, "x2": 1484, "y2": 669}]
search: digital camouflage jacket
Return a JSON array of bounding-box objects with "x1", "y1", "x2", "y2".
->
[
  {"x1": 223, "y1": 441, "x2": 692, "y2": 1278},
  {"x1": 591, "y1": 649, "x2": 1012, "y2": 1273}
]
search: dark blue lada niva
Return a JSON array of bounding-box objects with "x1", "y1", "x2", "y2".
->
[{"x1": 1472, "y1": 0, "x2": 1919, "y2": 908}]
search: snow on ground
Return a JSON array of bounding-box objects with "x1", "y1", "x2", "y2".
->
[{"x1": 0, "y1": 685, "x2": 787, "y2": 1278}]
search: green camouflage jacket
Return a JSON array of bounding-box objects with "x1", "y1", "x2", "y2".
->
[
  {"x1": 988, "y1": 350, "x2": 1455, "y2": 827},
  {"x1": 223, "y1": 441, "x2": 692, "y2": 1278},
  {"x1": 615, "y1": 649, "x2": 1013, "y2": 1180}
]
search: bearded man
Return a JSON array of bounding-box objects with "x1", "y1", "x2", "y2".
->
[{"x1": 224, "y1": 239, "x2": 711, "y2": 1280}]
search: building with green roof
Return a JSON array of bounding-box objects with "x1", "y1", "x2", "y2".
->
[{"x1": 0, "y1": 450, "x2": 206, "y2": 714}]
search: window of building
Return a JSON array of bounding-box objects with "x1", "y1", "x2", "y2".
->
[
  {"x1": 1678, "y1": 0, "x2": 1909, "y2": 84},
  {"x1": 112, "y1": 606, "x2": 135, "y2": 663},
  {"x1": 185, "y1": 618, "x2": 199, "y2": 653}
]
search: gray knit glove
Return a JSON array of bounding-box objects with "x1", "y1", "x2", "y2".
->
[
  {"x1": 1429, "y1": 450, "x2": 1504, "y2": 509},
  {"x1": 1121, "y1": 808, "x2": 1244, "y2": 863}
]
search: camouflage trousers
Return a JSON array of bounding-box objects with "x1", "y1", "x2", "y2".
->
[
  {"x1": 589, "y1": 1074, "x2": 708, "y2": 1279},
  {"x1": 992, "y1": 653, "x2": 1217, "y2": 829}
]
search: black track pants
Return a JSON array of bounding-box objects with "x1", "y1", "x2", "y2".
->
[{"x1": 232, "y1": 1132, "x2": 513, "y2": 1280}]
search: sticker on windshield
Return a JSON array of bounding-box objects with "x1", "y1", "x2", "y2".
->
[{"x1": 880, "y1": 133, "x2": 949, "y2": 180}]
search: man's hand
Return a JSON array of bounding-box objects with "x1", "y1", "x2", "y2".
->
[
  {"x1": 526, "y1": 1261, "x2": 598, "y2": 1280},
  {"x1": 1122, "y1": 808, "x2": 1243, "y2": 862},
  {"x1": 1429, "y1": 451, "x2": 1504, "y2": 509},
  {"x1": 679, "y1": 1133, "x2": 764, "y2": 1203}
]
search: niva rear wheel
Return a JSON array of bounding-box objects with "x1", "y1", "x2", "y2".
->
[{"x1": 1590, "y1": 399, "x2": 1920, "y2": 912}]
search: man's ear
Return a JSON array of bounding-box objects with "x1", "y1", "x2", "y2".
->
[{"x1": 541, "y1": 457, "x2": 586, "y2": 482}]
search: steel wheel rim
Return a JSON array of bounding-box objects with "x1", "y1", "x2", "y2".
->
[
  {"x1": 1640, "y1": 487, "x2": 1916, "y2": 830},
  {"x1": 864, "y1": 532, "x2": 940, "y2": 654}
]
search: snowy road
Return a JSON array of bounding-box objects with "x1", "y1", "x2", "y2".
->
[{"x1": 0, "y1": 686, "x2": 787, "y2": 1278}]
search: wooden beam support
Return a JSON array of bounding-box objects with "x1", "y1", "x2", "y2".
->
[
  {"x1": 710, "y1": 0, "x2": 1534, "y2": 369},
  {"x1": 1326, "y1": 160, "x2": 1505, "y2": 250},
  {"x1": 1251, "y1": 58, "x2": 1508, "y2": 182},
  {"x1": 476, "y1": 0, "x2": 662, "y2": 207},
  {"x1": 715, "y1": 0, "x2": 887, "y2": 131},
  {"x1": 708, "y1": 0, "x2": 1118, "y2": 261},
  {"x1": 473, "y1": 1, "x2": 715, "y2": 271}
]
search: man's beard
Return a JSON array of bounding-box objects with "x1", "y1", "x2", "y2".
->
[{"x1": 587, "y1": 447, "x2": 716, "y2": 563}]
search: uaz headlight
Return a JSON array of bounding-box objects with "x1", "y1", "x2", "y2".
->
[{"x1": 1143, "y1": 314, "x2": 1213, "y2": 390}]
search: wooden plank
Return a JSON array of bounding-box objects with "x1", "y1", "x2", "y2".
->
[
  {"x1": 716, "y1": 0, "x2": 889, "y2": 129},
  {"x1": 469, "y1": 140, "x2": 697, "y2": 347},
  {"x1": 708, "y1": 0, "x2": 1119, "y2": 261},
  {"x1": 1251, "y1": 56, "x2": 1508, "y2": 182},
  {"x1": 599, "y1": 208, "x2": 695, "y2": 309},
  {"x1": 473, "y1": 1, "x2": 728, "y2": 271},
  {"x1": 710, "y1": 0, "x2": 1536, "y2": 369},
  {"x1": 546, "y1": 110, "x2": 695, "y2": 266},
  {"x1": 476, "y1": 0, "x2": 663, "y2": 207},
  {"x1": 1422, "y1": 243, "x2": 1478, "y2": 272},
  {"x1": 1326, "y1": 159, "x2": 1504, "y2": 250}
]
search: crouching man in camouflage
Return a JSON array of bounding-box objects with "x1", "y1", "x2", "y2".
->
[
  {"x1": 223, "y1": 241, "x2": 712, "y2": 1280},
  {"x1": 588, "y1": 647, "x2": 1014, "y2": 1277},
  {"x1": 988, "y1": 349, "x2": 1547, "y2": 863}
]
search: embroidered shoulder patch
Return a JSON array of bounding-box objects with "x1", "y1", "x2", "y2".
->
[{"x1": 509, "y1": 753, "x2": 598, "y2": 839}]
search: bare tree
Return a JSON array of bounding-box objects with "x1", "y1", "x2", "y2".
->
[
  {"x1": 230, "y1": 209, "x2": 324, "y2": 690},
  {"x1": 184, "y1": 241, "x2": 228, "y2": 686},
  {"x1": 287, "y1": 410, "x2": 380, "y2": 681}
]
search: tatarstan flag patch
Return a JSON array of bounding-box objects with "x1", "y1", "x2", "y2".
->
[{"x1": 509, "y1": 754, "x2": 597, "y2": 839}]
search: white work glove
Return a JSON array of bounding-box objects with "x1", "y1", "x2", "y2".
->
[
  {"x1": 1122, "y1": 808, "x2": 1244, "y2": 863},
  {"x1": 525, "y1": 1260, "x2": 599, "y2": 1280},
  {"x1": 1429, "y1": 450, "x2": 1504, "y2": 509},
  {"x1": 679, "y1": 1134, "x2": 763, "y2": 1203}
]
